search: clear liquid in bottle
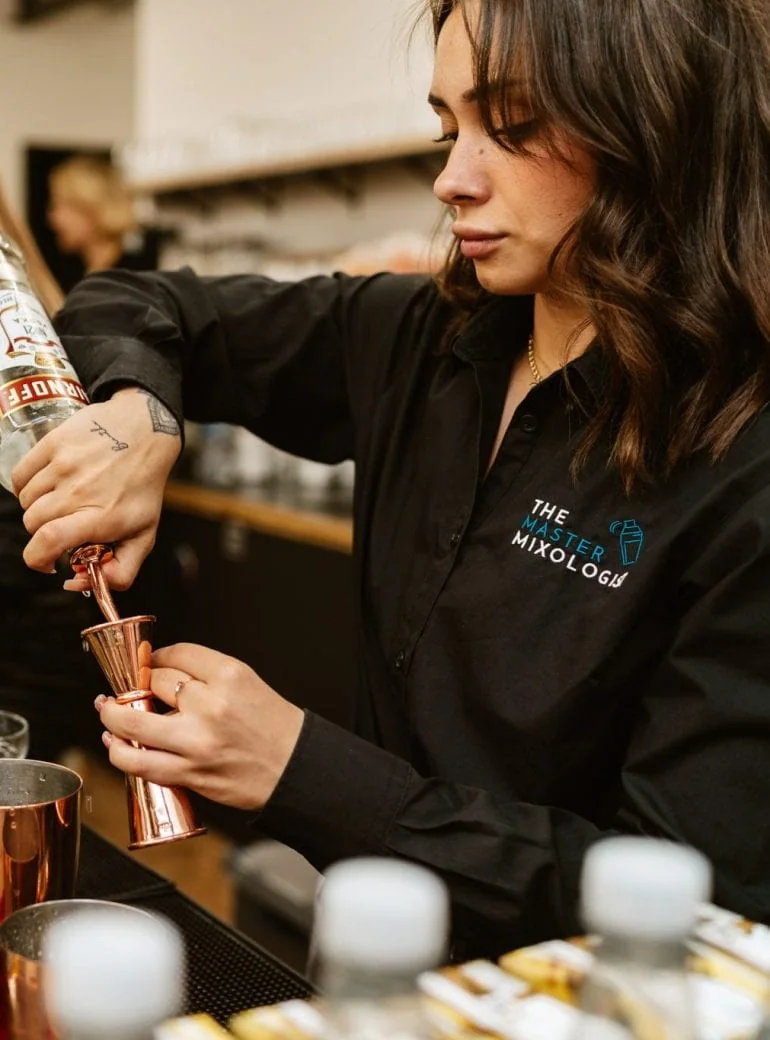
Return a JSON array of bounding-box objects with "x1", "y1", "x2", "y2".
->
[{"x1": 0, "y1": 234, "x2": 88, "y2": 492}]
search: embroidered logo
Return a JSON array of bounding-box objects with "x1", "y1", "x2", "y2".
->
[
  {"x1": 511, "y1": 499, "x2": 633, "y2": 591},
  {"x1": 609, "y1": 519, "x2": 645, "y2": 567}
]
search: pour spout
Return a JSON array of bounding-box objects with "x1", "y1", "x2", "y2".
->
[{"x1": 69, "y1": 543, "x2": 120, "y2": 624}]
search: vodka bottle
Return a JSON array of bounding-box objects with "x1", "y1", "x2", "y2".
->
[{"x1": 0, "y1": 233, "x2": 88, "y2": 492}]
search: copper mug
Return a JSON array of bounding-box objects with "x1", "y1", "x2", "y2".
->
[
  {"x1": 0, "y1": 899, "x2": 153, "y2": 1039},
  {"x1": 0, "y1": 761, "x2": 81, "y2": 925}
]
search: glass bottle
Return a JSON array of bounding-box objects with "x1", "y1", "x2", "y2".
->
[
  {"x1": 573, "y1": 837, "x2": 712, "y2": 1040},
  {"x1": 43, "y1": 906, "x2": 185, "y2": 1039},
  {"x1": 313, "y1": 857, "x2": 449, "y2": 1040},
  {"x1": 0, "y1": 233, "x2": 88, "y2": 492}
]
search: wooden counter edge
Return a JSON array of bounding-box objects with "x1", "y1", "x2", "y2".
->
[{"x1": 163, "y1": 482, "x2": 353, "y2": 555}]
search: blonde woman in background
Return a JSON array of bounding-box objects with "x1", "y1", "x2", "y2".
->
[{"x1": 47, "y1": 156, "x2": 138, "y2": 276}]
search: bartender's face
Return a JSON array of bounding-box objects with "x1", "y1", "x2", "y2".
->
[{"x1": 430, "y1": 4, "x2": 595, "y2": 295}]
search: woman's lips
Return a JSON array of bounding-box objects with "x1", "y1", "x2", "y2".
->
[{"x1": 455, "y1": 232, "x2": 506, "y2": 259}]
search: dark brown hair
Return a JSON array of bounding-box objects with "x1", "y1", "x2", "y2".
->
[{"x1": 430, "y1": 0, "x2": 770, "y2": 491}]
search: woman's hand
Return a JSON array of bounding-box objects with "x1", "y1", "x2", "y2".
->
[
  {"x1": 13, "y1": 387, "x2": 182, "y2": 590},
  {"x1": 96, "y1": 644, "x2": 305, "y2": 811}
]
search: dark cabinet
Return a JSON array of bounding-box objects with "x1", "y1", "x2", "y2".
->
[{"x1": 125, "y1": 507, "x2": 355, "y2": 727}]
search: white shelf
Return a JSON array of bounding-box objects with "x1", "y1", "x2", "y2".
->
[{"x1": 129, "y1": 135, "x2": 446, "y2": 197}]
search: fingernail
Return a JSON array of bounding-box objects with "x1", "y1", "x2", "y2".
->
[
  {"x1": 102, "y1": 731, "x2": 113, "y2": 748},
  {"x1": 94, "y1": 695, "x2": 107, "y2": 712}
]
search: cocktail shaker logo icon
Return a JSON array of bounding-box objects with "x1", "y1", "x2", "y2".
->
[{"x1": 609, "y1": 519, "x2": 645, "y2": 567}]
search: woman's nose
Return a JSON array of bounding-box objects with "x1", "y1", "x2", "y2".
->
[{"x1": 433, "y1": 139, "x2": 492, "y2": 208}]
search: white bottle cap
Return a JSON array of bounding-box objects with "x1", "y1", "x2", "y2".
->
[
  {"x1": 315, "y1": 858, "x2": 449, "y2": 971},
  {"x1": 44, "y1": 907, "x2": 185, "y2": 1034},
  {"x1": 581, "y1": 837, "x2": 712, "y2": 941}
]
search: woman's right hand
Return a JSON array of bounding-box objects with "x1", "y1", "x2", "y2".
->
[{"x1": 12, "y1": 387, "x2": 182, "y2": 591}]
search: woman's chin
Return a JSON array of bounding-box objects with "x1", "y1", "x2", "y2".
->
[{"x1": 473, "y1": 261, "x2": 540, "y2": 297}]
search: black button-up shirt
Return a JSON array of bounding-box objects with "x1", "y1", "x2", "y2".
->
[{"x1": 57, "y1": 268, "x2": 770, "y2": 957}]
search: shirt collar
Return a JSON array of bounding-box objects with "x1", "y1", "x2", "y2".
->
[{"x1": 451, "y1": 294, "x2": 604, "y2": 405}]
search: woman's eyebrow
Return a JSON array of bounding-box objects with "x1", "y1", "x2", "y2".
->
[{"x1": 428, "y1": 78, "x2": 526, "y2": 109}]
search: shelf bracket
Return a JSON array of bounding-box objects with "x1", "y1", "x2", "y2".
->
[
  {"x1": 234, "y1": 179, "x2": 284, "y2": 211},
  {"x1": 314, "y1": 166, "x2": 365, "y2": 206},
  {"x1": 403, "y1": 152, "x2": 446, "y2": 186}
]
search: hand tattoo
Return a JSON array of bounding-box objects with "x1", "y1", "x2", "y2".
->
[
  {"x1": 90, "y1": 421, "x2": 129, "y2": 452},
  {"x1": 137, "y1": 389, "x2": 180, "y2": 436}
]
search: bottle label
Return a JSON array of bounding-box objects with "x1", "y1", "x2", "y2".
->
[
  {"x1": 0, "y1": 287, "x2": 87, "y2": 416},
  {"x1": 0, "y1": 374, "x2": 89, "y2": 417}
]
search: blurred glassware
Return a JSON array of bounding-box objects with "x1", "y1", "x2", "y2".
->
[
  {"x1": 295, "y1": 458, "x2": 334, "y2": 499},
  {"x1": 233, "y1": 427, "x2": 277, "y2": 486},
  {"x1": 330, "y1": 460, "x2": 356, "y2": 500},
  {"x1": 193, "y1": 423, "x2": 237, "y2": 488},
  {"x1": 118, "y1": 137, "x2": 205, "y2": 183},
  {"x1": 117, "y1": 91, "x2": 441, "y2": 188},
  {"x1": 0, "y1": 710, "x2": 29, "y2": 759}
]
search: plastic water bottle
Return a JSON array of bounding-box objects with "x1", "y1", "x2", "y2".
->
[
  {"x1": 313, "y1": 857, "x2": 449, "y2": 1040},
  {"x1": 573, "y1": 837, "x2": 712, "y2": 1040},
  {"x1": 0, "y1": 234, "x2": 88, "y2": 492},
  {"x1": 43, "y1": 906, "x2": 185, "y2": 1039}
]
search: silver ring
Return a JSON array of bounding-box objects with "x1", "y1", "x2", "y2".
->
[{"x1": 173, "y1": 677, "x2": 191, "y2": 704}]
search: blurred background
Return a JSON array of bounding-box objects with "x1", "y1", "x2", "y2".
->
[{"x1": 0, "y1": 0, "x2": 449, "y2": 973}]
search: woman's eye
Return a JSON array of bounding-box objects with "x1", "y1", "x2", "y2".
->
[
  {"x1": 504, "y1": 119, "x2": 540, "y2": 139},
  {"x1": 492, "y1": 117, "x2": 541, "y2": 143},
  {"x1": 433, "y1": 131, "x2": 458, "y2": 144}
]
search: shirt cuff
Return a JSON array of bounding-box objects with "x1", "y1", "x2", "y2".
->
[
  {"x1": 58, "y1": 334, "x2": 184, "y2": 432},
  {"x1": 255, "y1": 711, "x2": 412, "y2": 868}
]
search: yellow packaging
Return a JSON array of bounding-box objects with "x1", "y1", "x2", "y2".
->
[
  {"x1": 230, "y1": 999, "x2": 326, "y2": 1040},
  {"x1": 162, "y1": 901, "x2": 770, "y2": 1040},
  {"x1": 154, "y1": 1013, "x2": 233, "y2": 1038},
  {"x1": 498, "y1": 929, "x2": 766, "y2": 1040},
  {"x1": 499, "y1": 938, "x2": 594, "y2": 1005}
]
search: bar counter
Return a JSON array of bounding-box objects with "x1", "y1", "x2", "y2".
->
[
  {"x1": 76, "y1": 827, "x2": 312, "y2": 1024},
  {"x1": 163, "y1": 479, "x2": 354, "y2": 555}
]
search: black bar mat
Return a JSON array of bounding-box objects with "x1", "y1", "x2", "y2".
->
[
  {"x1": 76, "y1": 827, "x2": 176, "y2": 903},
  {"x1": 131, "y1": 892, "x2": 313, "y2": 1025}
]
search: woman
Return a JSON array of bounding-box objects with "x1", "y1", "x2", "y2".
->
[
  {"x1": 47, "y1": 156, "x2": 155, "y2": 288},
  {"x1": 13, "y1": 0, "x2": 770, "y2": 955}
]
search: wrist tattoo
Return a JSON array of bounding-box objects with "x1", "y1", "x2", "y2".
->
[
  {"x1": 90, "y1": 421, "x2": 129, "y2": 452},
  {"x1": 137, "y1": 389, "x2": 181, "y2": 436}
]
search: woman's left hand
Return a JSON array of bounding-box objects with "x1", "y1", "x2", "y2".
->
[{"x1": 96, "y1": 644, "x2": 305, "y2": 811}]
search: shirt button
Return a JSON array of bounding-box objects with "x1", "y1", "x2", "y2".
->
[
  {"x1": 449, "y1": 530, "x2": 462, "y2": 549},
  {"x1": 394, "y1": 650, "x2": 406, "y2": 671},
  {"x1": 520, "y1": 413, "x2": 538, "y2": 434}
]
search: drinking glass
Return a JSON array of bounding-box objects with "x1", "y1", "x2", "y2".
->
[{"x1": 0, "y1": 711, "x2": 29, "y2": 759}]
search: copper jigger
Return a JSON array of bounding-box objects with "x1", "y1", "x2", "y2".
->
[{"x1": 72, "y1": 544, "x2": 206, "y2": 850}]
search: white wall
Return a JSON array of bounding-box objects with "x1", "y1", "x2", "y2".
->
[
  {"x1": 0, "y1": 2, "x2": 136, "y2": 210},
  {"x1": 136, "y1": 0, "x2": 435, "y2": 143},
  {"x1": 136, "y1": 0, "x2": 444, "y2": 263}
]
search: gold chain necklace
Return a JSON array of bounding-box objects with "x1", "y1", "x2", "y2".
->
[{"x1": 527, "y1": 332, "x2": 542, "y2": 385}]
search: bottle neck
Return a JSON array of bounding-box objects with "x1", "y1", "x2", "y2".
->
[
  {"x1": 320, "y1": 956, "x2": 423, "y2": 1004},
  {"x1": 597, "y1": 932, "x2": 688, "y2": 971}
]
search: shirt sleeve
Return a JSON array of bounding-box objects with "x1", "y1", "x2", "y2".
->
[
  {"x1": 257, "y1": 485, "x2": 770, "y2": 957},
  {"x1": 54, "y1": 267, "x2": 437, "y2": 463}
]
